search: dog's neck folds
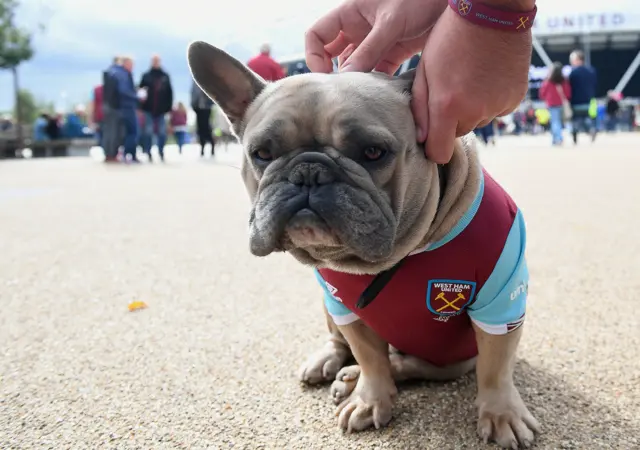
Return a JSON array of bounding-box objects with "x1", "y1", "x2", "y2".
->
[{"x1": 417, "y1": 136, "x2": 483, "y2": 252}]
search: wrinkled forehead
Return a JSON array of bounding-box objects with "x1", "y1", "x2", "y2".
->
[{"x1": 243, "y1": 72, "x2": 412, "y2": 148}]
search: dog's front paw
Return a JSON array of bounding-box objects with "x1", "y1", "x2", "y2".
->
[
  {"x1": 335, "y1": 374, "x2": 396, "y2": 432},
  {"x1": 330, "y1": 365, "x2": 360, "y2": 404},
  {"x1": 298, "y1": 341, "x2": 350, "y2": 385},
  {"x1": 476, "y1": 385, "x2": 540, "y2": 449}
]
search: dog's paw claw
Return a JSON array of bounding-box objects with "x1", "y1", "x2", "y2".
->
[
  {"x1": 334, "y1": 374, "x2": 396, "y2": 433},
  {"x1": 476, "y1": 388, "x2": 539, "y2": 449},
  {"x1": 298, "y1": 343, "x2": 349, "y2": 385},
  {"x1": 330, "y1": 365, "x2": 360, "y2": 404}
]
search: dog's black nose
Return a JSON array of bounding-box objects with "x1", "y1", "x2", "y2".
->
[{"x1": 288, "y1": 162, "x2": 335, "y2": 186}]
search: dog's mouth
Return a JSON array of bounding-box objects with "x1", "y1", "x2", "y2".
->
[
  {"x1": 248, "y1": 180, "x2": 396, "y2": 264},
  {"x1": 247, "y1": 153, "x2": 397, "y2": 263},
  {"x1": 280, "y1": 208, "x2": 342, "y2": 251}
]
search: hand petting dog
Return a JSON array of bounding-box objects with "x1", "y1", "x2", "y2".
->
[{"x1": 305, "y1": 0, "x2": 535, "y2": 164}]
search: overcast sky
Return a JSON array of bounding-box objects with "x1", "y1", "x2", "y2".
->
[
  {"x1": 0, "y1": 0, "x2": 345, "y2": 111},
  {"x1": 0, "y1": 0, "x2": 627, "y2": 112}
]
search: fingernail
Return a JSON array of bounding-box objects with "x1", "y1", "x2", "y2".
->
[{"x1": 416, "y1": 127, "x2": 425, "y2": 142}]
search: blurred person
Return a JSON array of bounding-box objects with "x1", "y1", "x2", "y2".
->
[
  {"x1": 170, "y1": 102, "x2": 188, "y2": 154},
  {"x1": 605, "y1": 90, "x2": 620, "y2": 132},
  {"x1": 535, "y1": 107, "x2": 550, "y2": 133},
  {"x1": 109, "y1": 56, "x2": 141, "y2": 163},
  {"x1": 474, "y1": 120, "x2": 495, "y2": 146},
  {"x1": 45, "y1": 114, "x2": 62, "y2": 140},
  {"x1": 0, "y1": 114, "x2": 13, "y2": 132},
  {"x1": 247, "y1": 43, "x2": 285, "y2": 81},
  {"x1": 102, "y1": 56, "x2": 124, "y2": 162},
  {"x1": 568, "y1": 50, "x2": 597, "y2": 144},
  {"x1": 512, "y1": 110, "x2": 524, "y2": 135},
  {"x1": 92, "y1": 84, "x2": 104, "y2": 146},
  {"x1": 139, "y1": 54, "x2": 173, "y2": 162},
  {"x1": 595, "y1": 101, "x2": 606, "y2": 132},
  {"x1": 539, "y1": 62, "x2": 571, "y2": 146},
  {"x1": 64, "y1": 105, "x2": 94, "y2": 139},
  {"x1": 190, "y1": 80, "x2": 215, "y2": 157},
  {"x1": 33, "y1": 114, "x2": 49, "y2": 141},
  {"x1": 137, "y1": 110, "x2": 146, "y2": 154},
  {"x1": 524, "y1": 102, "x2": 536, "y2": 134}
]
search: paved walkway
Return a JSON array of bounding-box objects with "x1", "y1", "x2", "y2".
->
[{"x1": 1, "y1": 134, "x2": 639, "y2": 449}]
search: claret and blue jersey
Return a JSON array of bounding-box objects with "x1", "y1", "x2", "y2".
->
[{"x1": 315, "y1": 169, "x2": 528, "y2": 367}]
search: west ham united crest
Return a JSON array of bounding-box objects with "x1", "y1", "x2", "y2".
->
[
  {"x1": 457, "y1": 0, "x2": 472, "y2": 16},
  {"x1": 426, "y1": 279, "x2": 476, "y2": 316}
]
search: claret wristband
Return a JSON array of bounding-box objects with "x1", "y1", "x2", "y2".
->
[{"x1": 448, "y1": 0, "x2": 537, "y2": 32}]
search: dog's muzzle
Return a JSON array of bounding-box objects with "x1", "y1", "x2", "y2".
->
[{"x1": 248, "y1": 151, "x2": 395, "y2": 262}]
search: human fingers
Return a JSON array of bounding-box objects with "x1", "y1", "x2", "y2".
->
[
  {"x1": 340, "y1": 22, "x2": 400, "y2": 72},
  {"x1": 305, "y1": 7, "x2": 345, "y2": 73},
  {"x1": 338, "y1": 43, "x2": 356, "y2": 69},
  {"x1": 373, "y1": 43, "x2": 418, "y2": 75},
  {"x1": 325, "y1": 31, "x2": 351, "y2": 59},
  {"x1": 425, "y1": 109, "x2": 458, "y2": 164},
  {"x1": 410, "y1": 59, "x2": 429, "y2": 143}
]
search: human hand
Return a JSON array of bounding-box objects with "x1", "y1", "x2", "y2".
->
[
  {"x1": 305, "y1": 0, "x2": 447, "y2": 75},
  {"x1": 411, "y1": 6, "x2": 533, "y2": 163}
]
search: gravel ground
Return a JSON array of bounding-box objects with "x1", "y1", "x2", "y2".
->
[{"x1": 1, "y1": 135, "x2": 639, "y2": 450}]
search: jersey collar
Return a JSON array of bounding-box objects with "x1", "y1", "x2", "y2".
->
[{"x1": 410, "y1": 168, "x2": 485, "y2": 255}]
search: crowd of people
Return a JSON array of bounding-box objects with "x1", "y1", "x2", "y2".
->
[
  {"x1": 90, "y1": 44, "x2": 288, "y2": 164},
  {"x1": 18, "y1": 42, "x2": 635, "y2": 160},
  {"x1": 92, "y1": 54, "x2": 215, "y2": 163},
  {"x1": 535, "y1": 49, "x2": 638, "y2": 146},
  {"x1": 95, "y1": 55, "x2": 182, "y2": 163},
  {"x1": 32, "y1": 106, "x2": 95, "y2": 141},
  {"x1": 472, "y1": 49, "x2": 639, "y2": 147}
]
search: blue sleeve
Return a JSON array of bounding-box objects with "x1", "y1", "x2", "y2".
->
[
  {"x1": 314, "y1": 269, "x2": 358, "y2": 326},
  {"x1": 467, "y1": 209, "x2": 528, "y2": 334}
]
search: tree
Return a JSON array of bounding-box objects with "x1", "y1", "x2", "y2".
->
[
  {"x1": 14, "y1": 88, "x2": 36, "y2": 123},
  {"x1": 0, "y1": 0, "x2": 35, "y2": 147}
]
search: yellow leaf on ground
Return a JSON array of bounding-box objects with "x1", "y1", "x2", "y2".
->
[{"x1": 128, "y1": 301, "x2": 148, "y2": 312}]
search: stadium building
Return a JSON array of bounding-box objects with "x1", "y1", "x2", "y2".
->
[{"x1": 529, "y1": 0, "x2": 640, "y2": 100}]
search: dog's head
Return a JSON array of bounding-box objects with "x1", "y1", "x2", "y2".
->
[{"x1": 188, "y1": 41, "x2": 445, "y2": 274}]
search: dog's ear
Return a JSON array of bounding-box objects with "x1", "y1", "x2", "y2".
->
[
  {"x1": 187, "y1": 41, "x2": 265, "y2": 129},
  {"x1": 394, "y1": 68, "x2": 417, "y2": 95}
]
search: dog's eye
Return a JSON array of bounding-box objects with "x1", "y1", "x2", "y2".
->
[
  {"x1": 363, "y1": 146, "x2": 387, "y2": 162},
  {"x1": 253, "y1": 148, "x2": 273, "y2": 162}
]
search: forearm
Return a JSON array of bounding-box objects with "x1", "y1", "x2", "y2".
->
[{"x1": 478, "y1": 0, "x2": 536, "y2": 12}]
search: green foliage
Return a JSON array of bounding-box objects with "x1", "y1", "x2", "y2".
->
[
  {"x1": 0, "y1": 0, "x2": 34, "y2": 69},
  {"x1": 13, "y1": 88, "x2": 35, "y2": 122}
]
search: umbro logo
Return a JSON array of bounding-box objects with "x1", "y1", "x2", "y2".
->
[
  {"x1": 325, "y1": 281, "x2": 343, "y2": 303},
  {"x1": 510, "y1": 281, "x2": 528, "y2": 301}
]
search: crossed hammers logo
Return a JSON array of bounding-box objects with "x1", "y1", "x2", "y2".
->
[
  {"x1": 458, "y1": 1, "x2": 471, "y2": 15},
  {"x1": 435, "y1": 292, "x2": 466, "y2": 312},
  {"x1": 516, "y1": 16, "x2": 529, "y2": 30}
]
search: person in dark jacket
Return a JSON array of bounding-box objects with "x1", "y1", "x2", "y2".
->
[
  {"x1": 139, "y1": 55, "x2": 173, "y2": 162},
  {"x1": 568, "y1": 50, "x2": 597, "y2": 144},
  {"x1": 45, "y1": 114, "x2": 61, "y2": 140},
  {"x1": 109, "y1": 56, "x2": 141, "y2": 163},
  {"x1": 604, "y1": 91, "x2": 620, "y2": 132},
  {"x1": 190, "y1": 80, "x2": 215, "y2": 157},
  {"x1": 102, "y1": 56, "x2": 124, "y2": 162}
]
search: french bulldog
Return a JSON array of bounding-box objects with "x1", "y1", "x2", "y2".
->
[{"x1": 187, "y1": 41, "x2": 540, "y2": 449}]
